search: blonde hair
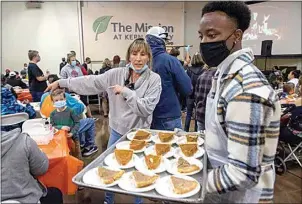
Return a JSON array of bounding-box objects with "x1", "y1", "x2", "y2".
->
[
  {"x1": 191, "y1": 53, "x2": 204, "y2": 67},
  {"x1": 125, "y1": 38, "x2": 152, "y2": 67},
  {"x1": 67, "y1": 53, "x2": 76, "y2": 64},
  {"x1": 28, "y1": 50, "x2": 39, "y2": 60},
  {"x1": 102, "y1": 58, "x2": 112, "y2": 68},
  {"x1": 50, "y1": 89, "x2": 65, "y2": 101}
]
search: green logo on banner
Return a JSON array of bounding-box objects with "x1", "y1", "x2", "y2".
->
[{"x1": 93, "y1": 16, "x2": 113, "y2": 41}]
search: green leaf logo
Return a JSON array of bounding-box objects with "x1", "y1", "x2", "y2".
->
[{"x1": 93, "y1": 16, "x2": 113, "y2": 41}]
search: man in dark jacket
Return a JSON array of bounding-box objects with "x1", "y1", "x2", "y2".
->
[{"x1": 146, "y1": 26, "x2": 192, "y2": 131}]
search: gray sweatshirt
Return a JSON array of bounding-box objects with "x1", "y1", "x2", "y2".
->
[
  {"x1": 60, "y1": 63, "x2": 83, "y2": 79},
  {"x1": 59, "y1": 67, "x2": 162, "y2": 135},
  {"x1": 1, "y1": 128, "x2": 49, "y2": 203}
]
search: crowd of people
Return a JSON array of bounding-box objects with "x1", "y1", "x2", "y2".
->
[{"x1": 1, "y1": 1, "x2": 302, "y2": 204}]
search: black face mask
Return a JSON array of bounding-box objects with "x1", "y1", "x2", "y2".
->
[{"x1": 199, "y1": 32, "x2": 236, "y2": 67}]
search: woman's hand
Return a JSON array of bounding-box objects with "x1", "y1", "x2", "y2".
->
[
  {"x1": 111, "y1": 85, "x2": 124, "y2": 95},
  {"x1": 45, "y1": 81, "x2": 60, "y2": 92}
]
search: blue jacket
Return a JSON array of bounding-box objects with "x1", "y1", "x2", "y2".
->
[
  {"x1": 146, "y1": 35, "x2": 192, "y2": 119},
  {"x1": 1, "y1": 87, "x2": 36, "y2": 119}
]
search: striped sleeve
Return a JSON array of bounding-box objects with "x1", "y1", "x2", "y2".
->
[{"x1": 206, "y1": 92, "x2": 279, "y2": 193}]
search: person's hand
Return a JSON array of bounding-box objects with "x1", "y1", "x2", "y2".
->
[
  {"x1": 110, "y1": 85, "x2": 124, "y2": 95},
  {"x1": 67, "y1": 133, "x2": 73, "y2": 138},
  {"x1": 22, "y1": 99, "x2": 30, "y2": 104},
  {"x1": 61, "y1": 126, "x2": 70, "y2": 131},
  {"x1": 45, "y1": 81, "x2": 60, "y2": 92}
]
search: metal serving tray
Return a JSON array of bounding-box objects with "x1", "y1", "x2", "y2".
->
[{"x1": 72, "y1": 129, "x2": 208, "y2": 203}]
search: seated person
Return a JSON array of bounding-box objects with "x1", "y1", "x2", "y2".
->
[
  {"x1": 280, "y1": 83, "x2": 297, "y2": 99},
  {"x1": 41, "y1": 91, "x2": 98, "y2": 156},
  {"x1": 1, "y1": 119, "x2": 62, "y2": 204},
  {"x1": 1, "y1": 87, "x2": 36, "y2": 131},
  {"x1": 50, "y1": 89, "x2": 81, "y2": 159},
  {"x1": 6, "y1": 71, "x2": 28, "y2": 89},
  {"x1": 280, "y1": 105, "x2": 302, "y2": 144},
  {"x1": 49, "y1": 89, "x2": 98, "y2": 157}
]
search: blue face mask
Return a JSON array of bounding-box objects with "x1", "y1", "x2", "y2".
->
[
  {"x1": 71, "y1": 60, "x2": 77, "y2": 67},
  {"x1": 53, "y1": 100, "x2": 66, "y2": 108},
  {"x1": 129, "y1": 63, "x2": 149, "y2": 74}
]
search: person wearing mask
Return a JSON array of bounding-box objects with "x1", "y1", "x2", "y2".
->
[
  {"x1": 59, "y1": 57, "x2": 67, "y2": 72},
  {"x1": 288, "y1": 70, "x2": 300, "y2": 92},
  {"x1": 199, "y1": 2, "x2": 280, "y2": 203},
  {"x1": 60, "y1": 53, "x2": 93, "y2": 119},
  {"x1": 1, "y1": 116, "x2": 63, "y2": 204},
  {"x1": 70, "y1": 50, "x2": 88, "y2": 75},
  {"x1": 6, "y1": 71, "x2": 28, "y2": 89},
  {"x1": 112, "y1": 55, "x2": 121, "y2": 68},
  {"x1": 46, "y1": 38, "x2": 162, "y2": 204},
  {"x1": 184, "y1": 52, "x2": 204, "y2": 132},
  {"x1": 27, "y1": 50, "x2": 48, "y2": 102},
  {"x1": 82, "y1": 57, "x2": 91, "y2": 71},
  {"x1": 146, "y1": 26, "x2": 192, "y2": 131}
]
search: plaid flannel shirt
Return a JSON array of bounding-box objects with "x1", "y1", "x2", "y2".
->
[
  {"x1": 206, "y1": 49, "x2": 281, "y2": 203},
  {"x1": 195, "y1": 67, "x2": 217, "y2": 123}
]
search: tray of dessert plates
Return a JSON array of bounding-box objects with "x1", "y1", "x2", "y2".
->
[{"x1": 72, "y1": 128, "x2": 209, "y2": 203}]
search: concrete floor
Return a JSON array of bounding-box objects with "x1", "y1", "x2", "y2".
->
[{"x1": 64, "y1": 106, "x2": 302, "y2": 204}]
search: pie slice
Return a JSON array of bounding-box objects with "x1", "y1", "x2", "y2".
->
[
  {"x1": 130, "y1": 139, "x2": 146, "y2": 151},
  {"x1": 114, "y1": 149, "x2": 133, "y2": 165},
  {"x1": 179, "y1": 143, "x2": 198, "y2": 157},
  {"x1": 155, "y1": 143, "x2": 171, "y2": 156},
  {"x1": 133, "y1": 129, "x2": 151, "y2": 140},
  {"x1": 97, "y1": 167, "x2": 125, "y2": 184},
  {"x1": 132, "y1": 171, "x2": 159, "y2": 188},
  {"x1": 158, "y1": 132, "x2": 174, "y2": 142},
  {"x1": 186, "y1": 134, "x2": 198, "y2": 143},
  {"x1": 177, "y1": 157, "x2": 200, "y2": 173},
  {"x1": 145, "y1": 154, "x2": 161, "y2": 170},
  {"x1": 171, "y1": 176, "x2": 198, "y2": 194}
]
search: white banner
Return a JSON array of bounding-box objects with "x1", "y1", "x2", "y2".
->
[{"x1": 82, "y1": 2, "x2": 184, "y2": 61}]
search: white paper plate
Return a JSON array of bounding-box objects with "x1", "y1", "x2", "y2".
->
[
  {"x1": 165, "y1": 158, "x2": 203, "y2": 176},
  {"x1": 155, "y1": 175, "x2": 200, "y2": 198},
  {"x1": 175, "y1": 146, "x2": 205, "y2": 159},
  {"x1": 116, "y1": 141, "x2": 147, "y2": 153},
  {"x1": 144, "y1": 145, "x2": 175, "y2": 158},
  {"x1": 82, "y1": 166, "x2": 123, "y2": 187},
  {"x1": 127, "y1": 131, "x2": 152, "y2": 142},
  {"x1": 135, "y1": 156, "x2": 167, "y2": 174},
  {"x1": 177, "y1": 136, "x2": 204, "y2": 146},
  {"x1": 118, "y1": 171, "x2": 159, "y2": 193},
  {"x1": 104, "y1": 152, "x2": 138, "y2": 169},
  {"x1": 151, "y1": 134, "x2": 177, "y2": 144}
]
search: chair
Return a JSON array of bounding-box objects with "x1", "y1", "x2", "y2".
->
[{"x1": 1, "y1": 112, "x2": 29, "y2": 126}]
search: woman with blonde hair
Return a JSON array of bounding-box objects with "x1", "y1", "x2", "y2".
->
[
  {"x1": 99, "y1": 58, "x2": 112, "y2": 74},
  {"x1": 46, "y1": 38, "x2": 162, "y2": 204}
]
